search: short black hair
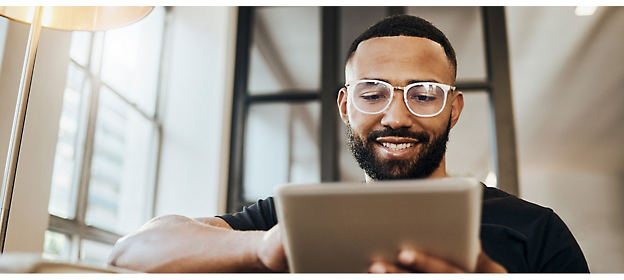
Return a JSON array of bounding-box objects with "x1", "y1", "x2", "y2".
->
[{"x1": 346, "y1": 14, "x2": 457, "y2": 79}]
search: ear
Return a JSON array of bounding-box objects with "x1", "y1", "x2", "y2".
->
[
  {"x1": 449, "y1": 91, "x2": 464, "y2": 129},
  {"x1": 337, "y1": 87, "x2": 349, "y2": 125}
]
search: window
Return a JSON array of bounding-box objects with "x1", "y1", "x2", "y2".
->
[
  {"x1": 227, "y1": 7, "x2": 339, "y2": 212},
  {"x1": 43, "y1": 7, "x2": 168, "y2": 262},
  {"x1": 242, "y1": 7, "x2": 323, "y2": 201}
]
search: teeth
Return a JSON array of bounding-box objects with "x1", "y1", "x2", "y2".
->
[{"x1": 381, "y1": 142, "x2": 414, "y2": 150}]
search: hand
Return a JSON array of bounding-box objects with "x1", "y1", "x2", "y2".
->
[
  {"x1": 369, "y1": 244, "x2": 507, "y2": 273},
  {"x1": 256, "y1": 225, "x2": 289, "y2": 272}
]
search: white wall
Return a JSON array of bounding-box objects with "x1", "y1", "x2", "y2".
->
[
  {"x1": 154, "y1": 7, "x2": 237, "y2": 218},
  {"x1": 0, "y1": 21, "x2": 70, "y2": 252}
]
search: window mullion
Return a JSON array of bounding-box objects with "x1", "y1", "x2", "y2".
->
[
  {"x1": 69, "y1": 233, "x2": 81, "y2": 262},
  {"x1": 74, "y1": 31, "x2": 105, "y2": 226},
  {"x1": 319, "y1": 7, "x2": 340, "y2": 182},
  {"x1": 81, "y1": 226, "x2": 123, "y2": 245},
  {"x1": 246, "y1": 92, "x2": 319, "y2": 103},
  {"x1": 70, "y1": 59, "x2": 92, "y2": 80},
  {"x1": 227, "y1": 7, "x2": 254, "y2": 213},
  {"x1": 151, "y1": 7, "x2": 174, "y2": 218},
  {"x1": 100, "y1": 83, "x2": 157, "y2": 123},
  {"x1": 48, "y1": 215, "x2": 81, "y2": 236}
]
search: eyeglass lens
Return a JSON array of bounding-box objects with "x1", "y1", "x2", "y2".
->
[{"x1": 352, "y1": 81, "x2": 446, "y2": 116}]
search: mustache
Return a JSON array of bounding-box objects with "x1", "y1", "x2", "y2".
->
[{"x1": 366, "y1": 127, "x2": 430, "y2": 144}]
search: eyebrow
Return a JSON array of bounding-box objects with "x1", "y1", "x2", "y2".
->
[
  {"x1": 407, "y1": 79, "x2": 441, "y2": 84},
  {"x1": 360, "y1": 77, "x2": 442, "y2": 84}
]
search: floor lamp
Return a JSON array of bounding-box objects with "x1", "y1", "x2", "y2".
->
[{"x1": 0, "y1": 6, "x2": 154, "y2": 253}]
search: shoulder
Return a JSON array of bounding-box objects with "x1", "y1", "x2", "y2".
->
[{"x1": 481, "y1": 185, "x2": 555, "y2": 231}]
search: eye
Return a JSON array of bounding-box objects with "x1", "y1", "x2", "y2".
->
[
  {"x1": 361, "y1": 91, "x2": 381, "y2": 99},
  {"x1": 407, "y1": 84, "x2": 442, "y2": 103},
  {"x1": 360, "y1": 91, "x2": 387, "y2": 101},
  {"x1": 412, "y1": 95, "x2": 437, "y2": 102}
]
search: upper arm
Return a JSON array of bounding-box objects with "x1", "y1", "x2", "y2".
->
[{"x1": 194, "y1": 217, "x2": 233, "y2": 230}]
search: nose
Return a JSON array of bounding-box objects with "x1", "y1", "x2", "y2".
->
[{"x1": 380, "y1": 91, "x2": 414, "y2": 129}]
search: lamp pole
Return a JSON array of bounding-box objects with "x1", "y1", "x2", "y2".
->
[{"x1": 0, "y1": 6, "x2": 43, "y2": 253}]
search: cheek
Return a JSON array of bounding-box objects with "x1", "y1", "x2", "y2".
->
[
  {"x1": 419, "y1": 112, "x2": 451, "y2": 135},
  {"x1": 347, "y1": 103, "x2": 380, "y2": 135}
]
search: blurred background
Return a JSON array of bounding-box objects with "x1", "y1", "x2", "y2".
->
[{"x1": 0, "y1": 6, "x2": 622, "y2": 272}]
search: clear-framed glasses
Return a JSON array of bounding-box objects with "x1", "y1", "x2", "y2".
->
[{"x1": 345, "y1": 79, "x2": 456, "y2": 117}]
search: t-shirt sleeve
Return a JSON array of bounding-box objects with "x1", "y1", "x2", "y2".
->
[
  {"x1": 216, "y1": 197, "x2": 278, "y2": 231},
  {"x1": 532, "y1": 210, "x2": 590, "y2": 272}
]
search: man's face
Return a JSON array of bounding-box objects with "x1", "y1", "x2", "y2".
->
[{"x1": 337, "y1": 36, "x2": 464, "y2": 181}]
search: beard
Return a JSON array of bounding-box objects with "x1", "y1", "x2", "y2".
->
[{"x1": 346, "y1": 117, "x2": 451, "y2": 180}]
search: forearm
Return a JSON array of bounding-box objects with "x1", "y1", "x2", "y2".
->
[{"x1": 108, "y1": 215, "x2": 269, "y2": 272}]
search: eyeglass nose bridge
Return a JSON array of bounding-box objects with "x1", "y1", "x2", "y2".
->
[{"x1": 393, "y1": 85, "x2": 407, "y2": 92}]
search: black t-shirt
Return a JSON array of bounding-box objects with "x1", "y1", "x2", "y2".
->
[{"x1": 218, "y1": 185, "x2": 589, "y2": 273}]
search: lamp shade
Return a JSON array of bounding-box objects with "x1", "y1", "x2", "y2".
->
[{"x1": 0, "y1": 6, "x2": 154, "y2": 31}]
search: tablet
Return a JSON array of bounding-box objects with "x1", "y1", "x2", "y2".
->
[{"x1": 273, "y1": 177, "x2": 482, "y2": 273}]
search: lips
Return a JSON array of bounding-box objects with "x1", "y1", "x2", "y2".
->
[{"x1": 375, "y1": 136, "x2": 419, "y2": 159}]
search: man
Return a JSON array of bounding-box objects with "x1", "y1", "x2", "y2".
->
[{"x1": 108, "y1": 15, "x2": 589, "y2": 273}]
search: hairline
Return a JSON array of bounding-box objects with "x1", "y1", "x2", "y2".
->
[{"x1": 345, "y1": 35, "x2": 457, "y2": 84}]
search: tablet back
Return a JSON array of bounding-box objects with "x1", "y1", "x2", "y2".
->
[{"x1": 274, "y1": 178, "x2": 482, "y2": 273}]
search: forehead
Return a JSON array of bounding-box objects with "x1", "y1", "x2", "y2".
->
[{"x1": 346, "y1": 36, "x2": 454, "y2": 85}]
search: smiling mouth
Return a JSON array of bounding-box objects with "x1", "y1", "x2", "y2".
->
[
  {"x1": 380, "y1": 142, "x2": 415, "y2": 151},
  {"x1": 375, "y1": 136, "x2": 420, "y2": 152}
]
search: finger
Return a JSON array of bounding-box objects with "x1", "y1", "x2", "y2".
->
[
  {"x1": 398, "y1": 250, "x2": 464, "y2": 273},
  {"x1": 476, "y1": 250, "x2": 507, "y2": 273},
  {"x1": 369, "y1": 261, "x2": 410, "y2": 273}
]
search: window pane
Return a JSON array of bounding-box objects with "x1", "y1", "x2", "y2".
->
[
  {"x1": 248, "y1": 7, "x2": 321, "y2": 95},
  {"x1": 85, "y1": 86, "x2": 156, "y2": 235},
  {"x1": 446, "y1": 91, "x2": 496, "y2": 185},
  {"x1": 406, "y1": 7, "x2": 487, "y2": 83},
  {"x1": 49, "y1": 62, "x2": 91, "y2": 219},
  {"x1": 243, "y1": 102, "x2": 321, "y2": 201},
  {"x1": 100, "y1": 6, "x2": 165, "y2": 117},
  {"x1": 42, "y1": 231, "x2": 71, "y2": 261},
  {"x1": 80, "y1": 239, "x2": 114, "y2": 265},
  {"x1": 69, "y1": 31, "x2": 92, "y2": 67}
]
